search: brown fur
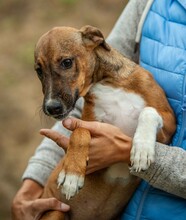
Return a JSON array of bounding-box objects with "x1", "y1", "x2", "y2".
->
[{"x1": 34, "y1": 26, "x2": 176, "y2": 220}]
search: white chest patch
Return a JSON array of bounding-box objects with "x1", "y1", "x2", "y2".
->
[
  {"x1": 90, "y1": 83, "x2": 145, "y2": 137},
  {"x1": 90, "y1": 83, "x2": 146, "y2": 183}
]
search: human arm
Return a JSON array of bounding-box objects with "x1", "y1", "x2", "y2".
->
[
  {"x1": 41, "y1": 117, "x2": 186, "y2": 199},
  {"x1": 131, "y1": 142, "x2": 186, "y2": 198}
]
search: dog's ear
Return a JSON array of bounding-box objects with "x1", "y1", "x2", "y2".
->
[{"x1": 80, "y1": 25, "x2": 110, "y2": 51}]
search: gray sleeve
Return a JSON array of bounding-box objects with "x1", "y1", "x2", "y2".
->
[
  {"x1": 106, "y1": 0, "x2": 147, "y2": 62},
  {"x1": 22, "y1": 98, "x2": 83, "y2": 186},
  {"x1": 131, "y1": 143, "x2": 186, "y2": 199}
]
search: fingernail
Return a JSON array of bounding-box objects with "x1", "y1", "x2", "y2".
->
[
  {"x1": 60, "y1": 203, "x2": 70, "y2": 211},
  {"x1": 63, "y1": 118, "x2": 72, "y2": 129}
]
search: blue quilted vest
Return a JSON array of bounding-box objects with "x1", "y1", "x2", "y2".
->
[{"x1": 122, "y1": 1, "x2": 186, "y2": 219}]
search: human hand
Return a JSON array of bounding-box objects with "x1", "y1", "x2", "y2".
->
[
  {"x1": 40, "y1": 118, "x2": 132, "y2": 174},
  {"x1": 11, "y1": 179, "x2": 70, "y2": 220}
]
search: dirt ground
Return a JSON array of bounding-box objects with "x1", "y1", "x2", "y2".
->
[{"x1": 0, "y1": 0, "x2": 128, "y2": 219}]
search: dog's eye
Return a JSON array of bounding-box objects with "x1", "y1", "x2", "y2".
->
[
  {"x1": 36, "y1": 67, "x2": 43, "y2": 79},
  {"x1": 61, "y1": 58, "x2": 73, "y2": 69}
]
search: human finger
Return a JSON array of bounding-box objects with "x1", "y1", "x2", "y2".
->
[
  {"x1": 33, "y1": 197, "x2": 70, "y2": 213},
  {"x1": 40, "y1": 129, "x2": 69, "y2": 151},
  {"x1": 62, "y1": 117, "x2": 102, "y2": 135},
  {"x1": 33, "y1": 198, "x2": 70, "y2": 220}
]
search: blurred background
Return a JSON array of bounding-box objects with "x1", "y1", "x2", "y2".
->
[{"x1": 0, "y1": 0, "x2": 128, "y2": 219}]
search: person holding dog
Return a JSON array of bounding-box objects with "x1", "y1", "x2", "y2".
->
[{"x1": 12, "y1": 0, "x2": 186, "y2": 220}]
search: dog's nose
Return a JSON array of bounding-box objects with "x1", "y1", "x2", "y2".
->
[{"x1": 45, "y1": 99, "x2": 63, "y2": 116}]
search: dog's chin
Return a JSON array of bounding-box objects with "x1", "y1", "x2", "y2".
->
[{"x1": 52, "y1": 107, "x2": 74, "y2": 120}]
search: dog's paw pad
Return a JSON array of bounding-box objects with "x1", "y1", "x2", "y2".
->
[{"x1": 57, "y1": 172, "x2": 84, "y2": 200}]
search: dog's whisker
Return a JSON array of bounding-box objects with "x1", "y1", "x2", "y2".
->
[{"x1": 34, "y1": 106, "x2": 53, "y2": 126}]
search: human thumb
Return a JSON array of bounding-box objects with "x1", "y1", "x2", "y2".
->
[
  {"x1": 62, "y1": 117, "x2": 81, "y2": 130},
  {"x1": 34, "y1": 197, "x2": 70, "y2": 213},
  {"x1": 63, "y1": 117, "x2": 100, "y2": 134}
]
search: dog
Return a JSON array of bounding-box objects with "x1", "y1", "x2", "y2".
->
[{"x1": 34, "y1": 25, "x2": 176, "y2": 220}]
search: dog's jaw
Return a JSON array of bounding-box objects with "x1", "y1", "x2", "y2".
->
[{"x1": 53, "y1": 107, "x2": 74, "y2": 120}]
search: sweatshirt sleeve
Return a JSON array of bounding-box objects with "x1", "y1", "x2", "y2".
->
[
  {"x1": 130, "y1": 143, "x2": 186, "y2": 199},
  {"x1": 106, "y1": 0, "x2": 147, "y2": 62},
  {"x1": 22, "y1": 98, "x2": 84, "y2": 186}
]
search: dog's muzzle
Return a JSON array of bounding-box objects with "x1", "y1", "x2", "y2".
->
[
  {"x1": 44, "y1": 99, "x2": 63, "y2": 117},
  {"x1": 44, "y1": 98, "x2": 74, "y2": 120},
  {"x1": 43, "y1": 89, "x2": 79, "y2": 120}
]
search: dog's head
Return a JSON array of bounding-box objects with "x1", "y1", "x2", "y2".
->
[{"x1": 34, "y1": 25, "x2": 110, "y2": 119}]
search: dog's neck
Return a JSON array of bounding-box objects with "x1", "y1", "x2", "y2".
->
[{"x1": 92, "y1": 47, "x2": 137, "y2": 84}]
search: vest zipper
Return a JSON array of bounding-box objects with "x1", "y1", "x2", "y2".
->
[
  {"x1": 176, "y1": 96, "x2": 186, "y2": 146},
  {"x1": 176, "y1": 75, "x2": 186, "y2": 147},
  {"x1": 135, "y1": 183, "x2": 150, "y2": 220}
]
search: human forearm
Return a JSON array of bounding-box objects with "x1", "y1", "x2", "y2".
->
[{"x1": 131, "y1": 143, "x2": 186, "y2": 198}]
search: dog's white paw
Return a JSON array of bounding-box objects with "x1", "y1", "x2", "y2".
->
[
  {"x1": 130, "y1": 139, "x2": 155, "y2": 172},
  {"x1": 130, "y1": 107, "x2": 162, "y2": 172},
  {"x1": 57, "y1": 171, "x2": 85, "y2": 200}
]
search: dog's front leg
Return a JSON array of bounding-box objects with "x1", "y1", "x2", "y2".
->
[
  {"x1": 57, "y1": 127, "x2": 91, "y2": 200},
  {"x1": 130, "y1": 107, "x2": 163, "y2": 172}
]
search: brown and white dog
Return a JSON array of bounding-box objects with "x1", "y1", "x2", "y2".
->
[{"x1": 34, "y1": 26, "x2": 176, "y2": 220}]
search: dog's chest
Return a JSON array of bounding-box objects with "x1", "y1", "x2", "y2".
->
[
  {"x1": 90, "y1": 83, "x2": 145, "y2": 137},
  {"x1": 89, "y1": 83, "x2": 146, "y2": 183}
]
